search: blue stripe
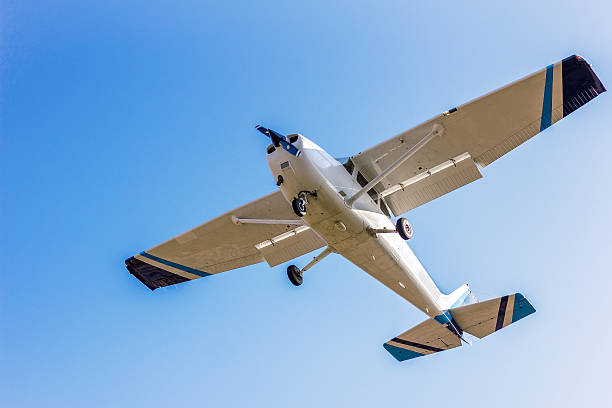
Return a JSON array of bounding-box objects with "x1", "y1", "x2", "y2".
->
[
  {"x1": 383, "y1": 343, "x2": 424, "y2": 361},
  {"x1": 540, "y1": 64, "x2": 554, "y2": 131},
  {"x1": 434, "y1": 311, "x2": 453, "y2": 325},
  {"x1": 139, "y1": 251, "x2": 211, "y2": 277}
]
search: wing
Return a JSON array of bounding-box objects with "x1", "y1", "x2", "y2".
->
[
  {"x1": 351, "y1": 55, "x2": 606, "y2": 216},
  {"x1": 125, "y1": 191, "x2": 326, "y2": 290}
]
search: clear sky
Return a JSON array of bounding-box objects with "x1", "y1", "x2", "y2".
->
[{"x1": 2, "y1": 1, "x2": 611, "y2": 406}]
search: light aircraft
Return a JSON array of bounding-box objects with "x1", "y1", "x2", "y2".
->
[{"x1": 126, "y1": 55, "x2": 605, "y2": 361}]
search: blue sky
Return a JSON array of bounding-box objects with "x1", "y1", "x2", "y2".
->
[{"x1": 2, "y1": 1, "x2": 611, "y2": 406}]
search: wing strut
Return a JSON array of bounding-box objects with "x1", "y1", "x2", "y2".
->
[
  {"x1": 231, "y1": 216, "x2": 304, "y2": 226},
  {"x1": 345, "y1": 124, "x2": 444, "y2": 207}
]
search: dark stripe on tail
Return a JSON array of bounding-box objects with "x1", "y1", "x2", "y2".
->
[
  {"x1": 391, "y1": 337, "x2": 444, "y2": 353},
  {"x1": 495, "y1": 295, "x2": 509, "y2": 331}
]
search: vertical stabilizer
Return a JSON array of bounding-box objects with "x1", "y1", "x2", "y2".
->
[{"x1": 437, "y1": 283, "x2": 471, "y2": 310}]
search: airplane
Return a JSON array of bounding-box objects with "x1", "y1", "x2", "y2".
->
[{"x1": 125, "y1": 55, "x2": 605, "y2": 361}]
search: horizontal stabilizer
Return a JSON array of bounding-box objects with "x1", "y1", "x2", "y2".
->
[
  {"x1": 384, "y1": 293, "x2": 535, "y2": 361},
  {"x1": 451, "y1": 293, "x2": 535, "y2": 339},
  {"x1": 384, "y1": 316, "x2": 462, "y2": 361}
]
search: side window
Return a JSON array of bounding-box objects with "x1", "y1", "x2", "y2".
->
[
  {"x1": 343, "y1": 159, "x2": 355, "y2": 176},
  {"x1": 357, "y1": 171, "x2": 379, "y2": 202},
  {"x1": 356, "y1": 171, "x2": 369, "y2": 188},
  {"x1": 379, "y1": 198, "x2": 391, "y2": 217}
]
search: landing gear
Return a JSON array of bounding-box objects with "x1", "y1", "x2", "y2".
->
[
  {"x1": 291, "y1": 190, "x2": 317, "y2": 217},
  {"x1": 287, "y1": 265, "x2": 303, "y2": 286},
  {"x1": 286, "y1": 247, "x2": 333, "y2": 286},
  {"x1": 396, "y1": 217, "x2": 413, "y2": 240},
  {"x1": 291, "y1": 198, "x2": 307, "y2": 217}
]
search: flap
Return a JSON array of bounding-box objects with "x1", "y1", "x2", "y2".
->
[
  {"x1": 381, "y1": 152, "x2": 483, "y2": 216},
  {"x1": 256, "y1": 226, "x2": 327, "y2": 267}
]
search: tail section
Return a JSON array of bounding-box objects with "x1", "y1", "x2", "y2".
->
[
  {"x1": 437, "y1": 283, "x2": 472, "y2": 310},
  {"x1": 384, "y1": 293, "x2": 535, "y2": 361},
  {"x1": 451, "y1": 293, "x2": 535, "y2": 339}
]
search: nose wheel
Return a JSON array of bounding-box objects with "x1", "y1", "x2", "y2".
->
[
  {"x1": 291, "y1": 198, "x2": 307, "y2": 217},
  {"x1": 290, "y1": 190, "x2": 317, "y2": 217}
]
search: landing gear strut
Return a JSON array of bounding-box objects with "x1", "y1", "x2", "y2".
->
[
  {"x1": 396, "y1": 217, "x2": 413, "y2": 240},
  {"x1": 286, "y1": 246, "x2": 333, "y2": 286}
]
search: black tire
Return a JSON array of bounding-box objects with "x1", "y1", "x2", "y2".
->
[
  {"x1": 287, "y1": 265, "x2": 303, "y2": 286},
  {"x1": 396, "y1": 217, "x2": 413, "y2": 240},
  {"x1": 291, "y1": 198, "x2": 307, "y2": 217}
]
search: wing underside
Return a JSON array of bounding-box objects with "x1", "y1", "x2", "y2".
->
[
  {"x1": 126, "y1": 191, "x2": 326, "y2": 290},
  {"x1": 351, "y1": 55, "x2": 605, "y2": 215}
]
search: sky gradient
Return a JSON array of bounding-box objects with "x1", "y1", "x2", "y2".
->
[{"x1": 2, "y1": 1, "x2": 612, "y2": 406}]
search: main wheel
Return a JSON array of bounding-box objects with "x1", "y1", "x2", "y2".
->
[
  {"x1": 291, "y1": 198, "x2": 307, "y2": 217},
  {"x1": 287, "y1": 265, "x2": 303, "y2": 286},
  {"x1": 396, "y1": 217, "x2": 413, "y2": 240}
]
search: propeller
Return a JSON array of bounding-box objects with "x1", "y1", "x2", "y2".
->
[{"x1": 255, "y1": 125, "x2": 301, "y2": 157}]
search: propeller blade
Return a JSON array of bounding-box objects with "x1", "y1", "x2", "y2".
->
[
  {"x1": 255, "y1": 125, "x2": 283, "y2": 146},
  {"x1": 255, "y1": 125, "x2": 301, "y2": 157}
]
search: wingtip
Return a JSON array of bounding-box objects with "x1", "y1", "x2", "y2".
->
[
  {"x1": 125, "y1": 255, "x2": 189, "y2": 290},
  {"x1": 383, "y1": 342, "x2": 424, "y2": 362},
  {"x1": 512, "y1": 293, "x2": 536, "y2": 322}
]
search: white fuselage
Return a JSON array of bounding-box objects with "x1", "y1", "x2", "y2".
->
[{"x1": 266, "y1": 135, "x2": 450, "y2": 317}]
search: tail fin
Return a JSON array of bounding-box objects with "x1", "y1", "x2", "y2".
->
[
  {"x1": 437, "y1": 283, "x2": 472, "y2": 310},
  {"x1": 384, "y1": 293, "x2": 535, "y2": 361}
]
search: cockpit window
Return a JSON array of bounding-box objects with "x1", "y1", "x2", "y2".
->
[{"x1": 288, "y1": 134, "x2": 299, "y2": 143}]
